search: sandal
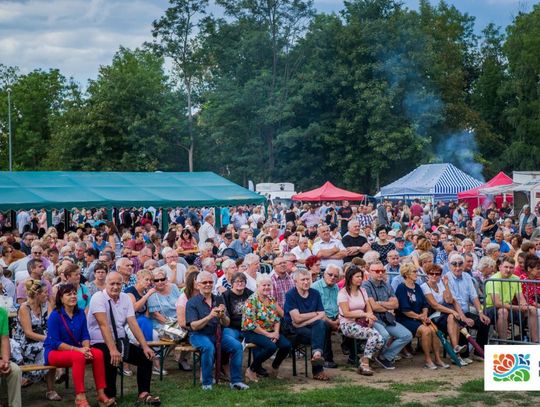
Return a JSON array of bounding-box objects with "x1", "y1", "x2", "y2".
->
[
  {"x1": 21, "y1": 378, "x2": 33, "y2": 388},
  {"x1": 75, "y1": 398, "x2": 91, "y2": 407},
  {"x1": 313, "y1": 371, "x2": 330, "y2": 381},
  {"x1": 45, "y1": 390, "x2": 63, "y2": 401},
  {"x1": 357, "y1": 364, "x2": 374, "y2": 376},
  {"x1": 136, "y1": 393, "x2": 161, "y2": 406}
]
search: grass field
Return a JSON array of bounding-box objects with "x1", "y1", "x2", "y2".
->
[{"x1": 20, "y1": 352, "x2": 540, "y2": 406}]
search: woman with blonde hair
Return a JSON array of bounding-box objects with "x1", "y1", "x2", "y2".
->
[
  {"x1": 395, "y1": 263, "x2": 446, "y2": 369},
  {"x1": 11, "y1": 279, "x2": 60, "y2": 400}
]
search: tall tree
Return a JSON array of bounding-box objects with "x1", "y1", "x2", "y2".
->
[
  {"x1": 500, "y1": 4, "x2": 540, "y2": 171},
  {"x1": 150, "y1": 0, "x2": 210, "y2": 172},
  {"x1": 47, "y1": 48, "x2": 186, "y2": 171}
]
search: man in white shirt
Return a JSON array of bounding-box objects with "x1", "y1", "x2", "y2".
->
[
  {"x1": 160, "y1": 248, "x2": 187, "y2": 287},
  {"x1": 312, "y1": 224, "x2": 347, "y2": 269},
  {"x1": 243, "y1": 253, "x2": 261, "y2": 292},
  {"x1": 291, "y1": 237, "x2": 312, "y2": 264},
  {"x1": 198, "y1": 214, "x2": 217, "y2": 250}
]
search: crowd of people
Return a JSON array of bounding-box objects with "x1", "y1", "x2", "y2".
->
[{"x1": 0, "y1": 198, "x2": 539, "y2": 405}]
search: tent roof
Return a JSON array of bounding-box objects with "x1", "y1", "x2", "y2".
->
[
  {"x1": 0, "y1": 171, "x2": 265, "y2": 211},
  {"x1": 379, "y1": 163, "x2": 483, "y2": 200},
  {"x1": 292, "y1": 181, "x2": 365, "y2": 202},
  {"x1": 457, "y1": 172, "x2": 513, "y2": 199}
]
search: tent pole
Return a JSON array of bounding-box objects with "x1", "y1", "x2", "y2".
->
[
  {"x1": 64, "y1": 209, "x2": 70, "y2": 231},
  {"x1": 10, "y1": 210, "x2": 16, "y2": 232},
  {"x1": 46, "y1": 209, "x2": 52, "y2": 229},
  {"x1": 161, "y1": 208, "x2": 168, "y2": 235}
]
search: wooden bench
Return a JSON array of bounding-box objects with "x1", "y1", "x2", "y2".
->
[
  {"x1": 18, "y1": 365, "x2": 70, "y2": 388},
  {"x1": 117, "y1": 339, "x2": 177, "y2": 397},
  {"x1": 175, "y1": 342, "x2": 257, "y2": 387}
]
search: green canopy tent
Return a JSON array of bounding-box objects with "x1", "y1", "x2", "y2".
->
[{"x1": 0, "y1": 171, "x2": 265, "y2": 231}]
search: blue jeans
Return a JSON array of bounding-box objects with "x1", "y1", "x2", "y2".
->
[
  {"x1": 189, "y1": 332, "x2": 244, "y2": 386},
  {"x1": 373, "y1": 321, "x2": 413, "y2": 361},
  {"x1": 223, "y1": 327, "x2": 242, "y2": 341},
  {"x1": 243, "y1": 330, "x2": 291, "y2": 371},
  {"x1": 290, "y1": 319, "x2": 328, "y2": 375}
]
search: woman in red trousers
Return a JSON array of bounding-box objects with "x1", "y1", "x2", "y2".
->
[{"x1": 44, "y1": 283, "x2": 115, "y2": 407}]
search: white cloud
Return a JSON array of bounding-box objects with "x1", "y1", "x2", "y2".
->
[{"x1": 0, "y1": 0, "x2": 169, "y2": 84}]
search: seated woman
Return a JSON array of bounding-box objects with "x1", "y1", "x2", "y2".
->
[
  {"x1": 125, "y1": 269, "x2": 157, "y2": 342},
  {"x1": 337, "y1": 265, "x2": 384, "y2": 376},
  {"x1": 148, "y1": 268, "x2": 181, "y2": 330},
  {"x1": 44, "y1": 283, "x2": 115, "y2": 407},
  {"x1": 395, "y1": 263, "x2": 447, "y2": 369},
  {"x1": 10, "y1": 279, "x2": 60, "y2": 401},
  {"x1": 242, "y1": 274, "x2": 291, "y2": 381},
  {"x1": 223, "y1": 272, "x2": 253, "y2": 341},
  {"x1": 420, "y1": 264, "x2": 466, "y2": 358}
]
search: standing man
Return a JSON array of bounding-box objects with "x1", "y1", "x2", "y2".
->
[
  {"x1": 312, "y1": 225, "x2": 347, "y2": 270},
  {"x1": 363, "y1": 262, "x2": 412, "y2": 369},
  {"x1": 270, "y1": 256, "x2": 295, "y2": 310},
  {"x1": 341, "y1": 220, "x2": 371, "y2": 262},
  {"x1": 198, "y1": 214, "x2": 217, "y2": 250},
  {"x1": 337, "y1": 201, "x2": 353, "y2": 236},
  {"x1": 87, "y1": 272, "x2": 159, "y2": 403}
]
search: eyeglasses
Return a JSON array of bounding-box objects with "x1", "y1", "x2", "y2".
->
[
  {"x1": 326, "y1": 273, "x2": 338, "y2": 278},
  {"x1": 428, "y1": 272, "x2": 442, "y2": 276},
  {"x1": 32, "y1": 251, "x2": 43, "y2": 255},
  {"x1": 153, "y1": 278, "x2": 167, "y2": 283},
  {"x1": 200, "y1": 281, "x2": 213, "y2": 285},
  {"x1": 126, "y1": 264, "x2": 134, "y2": 268},
  {"x1": 450, "y1": 261, "x2": 464, "y2": 267},
  {"x1": 372, "y1": 269, "x2": 386, "y2": 274},
  {"x1": 232, "y1": 280, "x2": 246, "y2": 284}
]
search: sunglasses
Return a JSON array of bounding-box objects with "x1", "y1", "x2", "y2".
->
[
  {"x1": 428, "y1": 272, "x2": 442, "y2": 276},
  {"x1": 200, "y1": 281, "x2": 213, "y2": 285},
  {"x1": 450, "y1": 261, "x2": 464, "y2": 267},
  {"x1": 153, "y1": 278, "x2": 167, "y2": 283},
  {"x1": 372, "y1": 269, "x2": 386, "y2": 274}
]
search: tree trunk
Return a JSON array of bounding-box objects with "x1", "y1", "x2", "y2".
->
[{"x1": 186, "y1": 80, "x2": 194, "y2": 172}]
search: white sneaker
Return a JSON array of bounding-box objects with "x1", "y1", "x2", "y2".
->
[
  {"x1": 461, "y1": 357, "x2": 473, "y2": 365},
  {"x1": 152, "y1": 367, "x2": 168, "y2": 376},
  {"x1": 230, "y1": 382, "x2": 250, "y2": 390}
]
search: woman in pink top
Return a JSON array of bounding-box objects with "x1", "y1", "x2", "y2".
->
[{"x1": 338, "y1": 265, "x2": 384, "y2": 376}]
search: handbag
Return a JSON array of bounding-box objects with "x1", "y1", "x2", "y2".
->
[
  {"x1": 354, "y1": 288, "x2": 371, "y2": 328},
  {"x1": 108, "y1": 300, "x2": 131, "y2": 362},
  {"x1": 160, "y1": 320, "x2": 187, "y2": 342},
  {"x1": 368, "y1": 281, "x2": 396, "y2": 326}
]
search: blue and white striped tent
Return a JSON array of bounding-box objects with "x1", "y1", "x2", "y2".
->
[{"x1": 379, "y1": 163, "x2": 483, "y2": 201}]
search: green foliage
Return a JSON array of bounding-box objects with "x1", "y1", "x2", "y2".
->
[{"x1": 3, "y1": 0, "x2": 540, "y2": 191}]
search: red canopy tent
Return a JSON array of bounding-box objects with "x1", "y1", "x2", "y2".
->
[
  {"x1": 292, "y1": 181, "x2": 365, "y2": 202},
  {"x1": 457, "y1": 172, "x2": 513, "y2": 214}
]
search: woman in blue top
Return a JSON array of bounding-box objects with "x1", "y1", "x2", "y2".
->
[
  {"x1": 44, "y1": 283, "x2": 115, "y2": 407},
  {"x1": 395, "y1": 263, "x2": 446, "y2": 370}
]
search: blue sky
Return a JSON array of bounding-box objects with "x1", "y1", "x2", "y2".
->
[{"x1": 0, "y1": 0, "x2": 535, "y2": 85}]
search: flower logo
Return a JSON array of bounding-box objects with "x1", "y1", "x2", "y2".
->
[{"x1": 493, "y1": 353, "x2": 530, "y2": 382}]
